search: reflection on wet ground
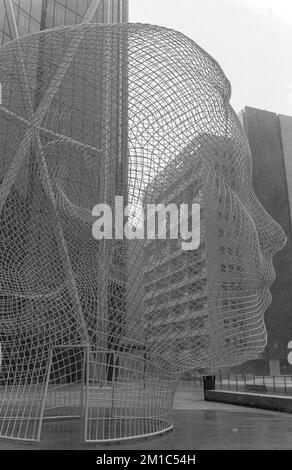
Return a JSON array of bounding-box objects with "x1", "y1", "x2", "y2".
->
[{"x1": 0, "y1": 388, "x2": 291, "y2": 449}]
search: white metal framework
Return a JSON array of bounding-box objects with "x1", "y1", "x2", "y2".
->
[{"x1": 0, "y1": 23, "x2": 286, "y2": 443}]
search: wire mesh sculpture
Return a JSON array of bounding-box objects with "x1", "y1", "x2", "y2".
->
[{"x1": 0, "y1": 23, "x2": 286, "y2": 444}]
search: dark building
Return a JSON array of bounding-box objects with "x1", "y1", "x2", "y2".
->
[{"x1": 239, "y1": 107, "x2": 292, "y2": 376}]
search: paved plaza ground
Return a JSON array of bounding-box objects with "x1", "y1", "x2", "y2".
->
[{"x1": 0, "y1": 386, "x2": 291, "y2": 450}]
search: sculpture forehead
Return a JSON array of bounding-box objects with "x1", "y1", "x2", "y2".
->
[
  {"x1": 0, "y1": 21, "x2": 244, "y2": 180},
  {"x1": 0, "y1": 23, "x2": 231, "y2": 101}
]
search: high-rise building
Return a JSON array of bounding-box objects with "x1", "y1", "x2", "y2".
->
[
  {"x1": 0, "y1": 0, "x2": 129, "y2": 382},
  {"x1": 142, "y1": 142, "x2": 208, "y2": 369},
  {"x1": 0, "y1": 0, "x2": 128, "y2": 43},
  {"x1": 239, "y1": 107, "x2": 292, "y2": 376},
  {"x1": 142, "y1": 133, "x2": 267, "y2": 371}
]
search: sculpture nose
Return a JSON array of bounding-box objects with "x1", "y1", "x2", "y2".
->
[
  {"x1": 263, "y1": 221, "x2": 287, "y2": 254},
  {"x1": 250, "y1": 192, "x2": 287, "y2": 256}
]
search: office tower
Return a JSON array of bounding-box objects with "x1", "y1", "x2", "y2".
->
[
  {"x1": 143, "y1": 143, "x2": 209, "y2": 369},
  {"x1": 0, "y1": 0, "x2": 129, "y2": 43},
  {"x1": 143, "y1": 132, "x2": 277, "y2": 372},
  {"x1": 239, "y1": 107, "x2": 292, "y2": 376},
  {"x1": 0, "y1": 1, "x2": 129, "y2": 386}
]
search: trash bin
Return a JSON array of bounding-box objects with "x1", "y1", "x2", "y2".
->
[{"x1": 203, "y1": 375, "x2": 216, "y2": 398}]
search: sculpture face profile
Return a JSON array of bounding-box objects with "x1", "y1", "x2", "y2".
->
[{"x1": 0, "y1": 23, "x2": 286, "y2": 443}]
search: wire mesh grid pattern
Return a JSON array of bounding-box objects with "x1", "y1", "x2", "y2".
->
[{"x1": 0, "y1": 23, "x2": 286, "y2": 443}]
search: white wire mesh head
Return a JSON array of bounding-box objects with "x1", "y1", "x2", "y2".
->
[{"x1": 0, "y1": 23, "x2": 286, "y2": 443}]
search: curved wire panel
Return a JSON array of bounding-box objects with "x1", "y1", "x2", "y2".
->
[{"x1": 0, "y1": 23, "x2": 286, "y2": 443}]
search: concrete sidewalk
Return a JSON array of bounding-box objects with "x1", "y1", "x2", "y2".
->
[{"x1": 0, "y1": 388, "x2": 291, "y2": 449}]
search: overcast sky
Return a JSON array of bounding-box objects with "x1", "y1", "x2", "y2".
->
[{"x1": 130, "y1": 0, "x2": 292, "y2": 116}]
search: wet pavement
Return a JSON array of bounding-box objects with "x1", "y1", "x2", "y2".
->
[{"x1": 1, "y1": 386, "x2": 291, "y2": 450}]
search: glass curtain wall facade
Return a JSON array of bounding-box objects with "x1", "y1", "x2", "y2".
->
[
  {"x1": 0, "y1": 0, "x2": 129, "y2": 384},
  {"x1": 0, "y1": 0, "x2": 129, "y2": 43}
]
